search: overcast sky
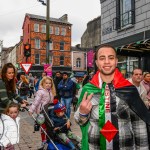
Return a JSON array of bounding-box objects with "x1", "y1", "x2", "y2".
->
[{"x1": 0, "y1": 0, "x2": 101, "y2": 48}]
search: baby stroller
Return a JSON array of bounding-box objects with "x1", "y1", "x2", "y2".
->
[
  {"x1": 25, "y1": 104, "x2": 80, "y2": 150},
  {"x1": 42, "y1": 103, "x2": 81, "y2": 150}
]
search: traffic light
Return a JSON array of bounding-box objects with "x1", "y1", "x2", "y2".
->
[{"x1": 24, "y1": 44, "x2": 31, "y2": 57}]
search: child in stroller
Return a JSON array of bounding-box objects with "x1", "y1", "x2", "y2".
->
[{"x1": 46, "y1": 99, "x2": 81, "y2": 150}]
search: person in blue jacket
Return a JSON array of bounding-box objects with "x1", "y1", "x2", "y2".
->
[{"x1": 58, "y1": 72, "x2": 73, "y2": 118}]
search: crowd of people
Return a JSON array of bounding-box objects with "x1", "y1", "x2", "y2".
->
[
  {"x1": 0, "y1": 63, "x2": 81, "y2": 150},
  {"x1": 0, "y1": 44, "x2": 150, "y2": 150}
]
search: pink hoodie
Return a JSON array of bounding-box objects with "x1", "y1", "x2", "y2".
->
[{"x1": 29, "y1": 86, "x2": 54, "y2": 114}]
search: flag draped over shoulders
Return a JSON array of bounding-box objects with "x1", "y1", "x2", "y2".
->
[{"x1": 77, "y1": 68, "x2": 150, "y2": 150}]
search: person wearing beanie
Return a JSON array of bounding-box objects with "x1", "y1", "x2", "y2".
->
[{"x1": 49, "y1": 100, "x2": 81, "y2": 150}]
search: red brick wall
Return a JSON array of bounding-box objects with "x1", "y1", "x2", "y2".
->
[{"x1": 22, "y1": 16, "x2": 71, "y2": 67}]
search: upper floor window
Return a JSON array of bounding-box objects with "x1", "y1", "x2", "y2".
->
[
  {"x1": 41, "y1": 25, "x2": 46, "y2": 33},
  {"x1": 60, "y1": 41, "x2": 65, "y2": 50},
  {"x1": 76, "y1": 58, "x2": 81, "y2": 68},
  {"x1": 49, "y1": 40, "x2": 53, "y2": 50},
  {"x1": 116, "y1": 0, "x2": 135, "y2": 29},
  {"x1": 35, "y1": 38, "x2": 40, "y2": 49},
  {"x1": 50, "y1": 26, "x2": 53, "y2": 34},
  {"x1": 34, "y1": 24, "x2": 39, "y2": 32},
  {"x1": 49, "y1": 55, "x2": 53, "y2": 64},
  {"x1": 35, "y1": 53, "x2": 40, "y2": 64},
  {"x1": 60, "y1": 56, "x2": 64, "y2": 66},
  {"x1": 55, "y1": 27, "x2": 59, "y2": 35},
  {"x1": 61, "y1": 28, "x2": 66, "y2": 36}
]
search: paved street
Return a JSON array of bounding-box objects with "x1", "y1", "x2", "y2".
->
[{"x1": 14, "y1": 95, "x2": 82, "y2": 150}]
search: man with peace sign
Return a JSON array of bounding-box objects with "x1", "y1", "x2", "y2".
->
[{"x1": 74, "y1": 44, "x2": 150, "y2": 150}]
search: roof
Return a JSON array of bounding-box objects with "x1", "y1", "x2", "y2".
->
[
  {"x1": 26, "y1": 13, "x2": 72, "y2": 25},
  {"x1": 71, "y1": 46, "x2": 92, "y2": 52}
]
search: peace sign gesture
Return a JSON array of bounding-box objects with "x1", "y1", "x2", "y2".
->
[{"x1": 79, "y1": 92, "x2": 93, "y2": 115}]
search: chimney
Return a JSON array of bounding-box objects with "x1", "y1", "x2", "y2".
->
[{"x1": 59, "y1": 14, "x2": 68, "y2": 23}]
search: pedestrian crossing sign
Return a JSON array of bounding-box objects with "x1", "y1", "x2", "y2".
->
[{"x1": 20, "y1": 63, "x2": 32, "y2": 74}]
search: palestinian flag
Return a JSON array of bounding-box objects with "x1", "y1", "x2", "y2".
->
[{"x1": 77, "y1": 68, "x2": 150, "y2": 150}]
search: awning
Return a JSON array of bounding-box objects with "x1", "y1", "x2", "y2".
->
[
  {"x1": 73, "y1": 71, "x2": 86, "y2": 77},
  {"x1": 115, "y1": 39, "x2": 150, "y2": 57}
]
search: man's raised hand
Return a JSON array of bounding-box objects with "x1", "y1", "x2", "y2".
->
[{"x1": 79, "y1": 92, "x2": 93, "y2": 115}]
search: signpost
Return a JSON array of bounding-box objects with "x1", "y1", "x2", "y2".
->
[{"x1": 20, "y1": 63, "x2": 32, "y2": 74}]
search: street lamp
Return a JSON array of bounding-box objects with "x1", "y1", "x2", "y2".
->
[{"x1": 38, "y1": 0, "x2": 50, "y2": 64}]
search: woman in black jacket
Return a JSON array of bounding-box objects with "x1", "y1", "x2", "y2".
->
[
  {"x1": 18, "y1": 75, "x2": 29, "y2": 101},
  {"x1": 0, "y1": 63, "x2": 28, "y2": 113}
]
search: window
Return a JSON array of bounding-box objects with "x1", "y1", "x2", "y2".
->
[
  {"x1": 55, "y1": 27, "x2": 59, "y2": 35},
  {"x1": 34, "y1": 24, "x2": 39, "y2": 32},
  {"x1": 35, "y1": 54, "x2": 40, "y2": 64},
  {"x1": 76, "y1": 58, "x2": 81, "y2": 68},
  {"x1": 28, "y1": 24, "x2": 29, "y2": 33},
  {"x1": 116, "y1": 0, "x2": 135, "y2": 29},
  {"x1": 35, "y1": 39, "x2": 40, "y2": 49},
  {"x1": 60, "y1": 41, "x2": 65, "y2": 50},
  {"x1": 60, "y1": 56, "x2": 64, "y2": 66},
  {"x1": 49, "y1": 40, "x2": 53, "y2": 50},
  {"x1": 49, "y1": 55, "x2": 53, "y2": 64},
  {"x1": 50, "y1": 26, "x2": 53, "y2": 34},
  {"x1": 41, "y1": 25, "x2": 46, "y2": 33},
  {"x1": 61, "y1": 28, "x2": 66, "y2": 36}
]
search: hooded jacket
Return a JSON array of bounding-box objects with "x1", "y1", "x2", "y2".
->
[
  {"x1": 29, "y1": 86, "x2": 54, "y2": 114},
  {"x1": 0, "y1": 114, "x2": 20, "y2": 147}
]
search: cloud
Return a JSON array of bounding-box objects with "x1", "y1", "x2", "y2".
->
[{"x1": 0, "y1": 0, "x2": 101, "y2": 47}]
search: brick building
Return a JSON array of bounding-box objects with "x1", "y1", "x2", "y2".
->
[{"x1": 17, "y1": 13, "x2": 72, "y2": 76}]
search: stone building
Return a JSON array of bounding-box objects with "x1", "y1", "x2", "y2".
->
[
  {"x1": 17, "y1": 13, "x2": 72, "y2": 76},
  {"x1": 1, "y1": 47, "x2": 14, "y2": 67},
  {"x1": 81, "y1": 16, "x2": 101, "y2": 48},
  {"x1": 100, "y1": 0, "x2": 150, "y2": 77}
]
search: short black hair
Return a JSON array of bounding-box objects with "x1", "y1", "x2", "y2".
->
[
  {"x1": 94, "y1": 44, "x2": 117, "y2": 60},
  {"x1": 56, "y1": 71, "x2": 61, "y2": 74},
  {"x1": 62, "y1": 72, "x2": 68, "y2": 76}
]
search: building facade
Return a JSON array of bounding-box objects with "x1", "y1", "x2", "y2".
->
[
  {"x1": 81, "y1": 16, "x2": 101, "y2": 48},
  {"x1": 1, "y1": 47, "x2": 14, "y2": 67},
  {"x1": 71, "y1": 45, "x2": 87, "y2": 81},
  {"x1": 17, "y1": 13, "x2": 72, "y2": 76},
  {"x1": 100, "y1": 0, "x2": 150, "y2": 77}
]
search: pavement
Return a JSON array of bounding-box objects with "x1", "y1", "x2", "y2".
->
[{"x1": 14, "y1": 95, "x2": 82, "y2": 150}]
